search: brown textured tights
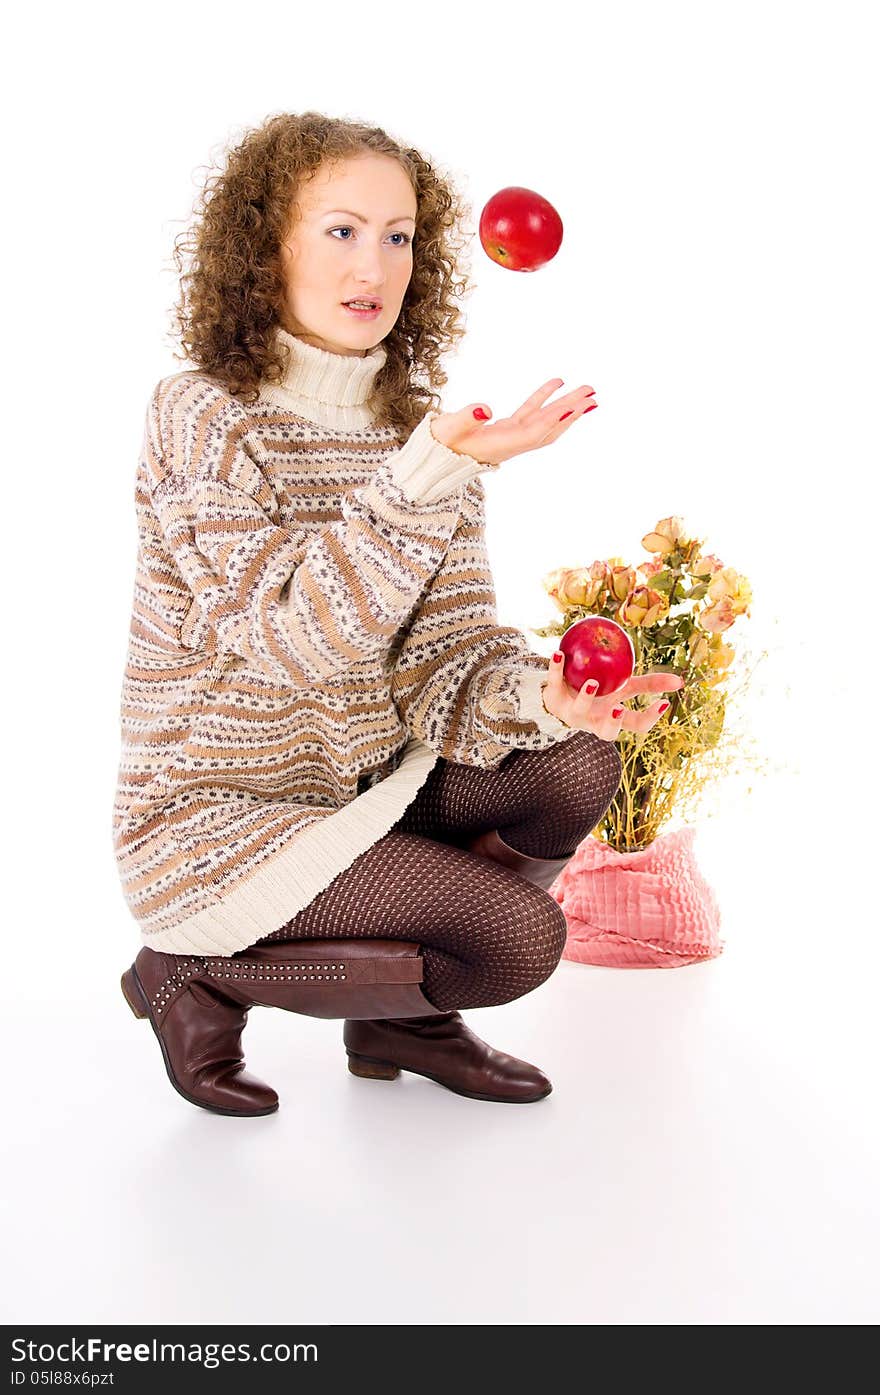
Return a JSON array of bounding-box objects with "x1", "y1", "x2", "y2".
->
[{"x1": 253, "y1": 730, "x2": 622, "y2": 1012}]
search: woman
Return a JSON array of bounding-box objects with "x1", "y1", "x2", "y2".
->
[{"x1": 114, "y1": 111, "x2": 682, "y2": 1117}]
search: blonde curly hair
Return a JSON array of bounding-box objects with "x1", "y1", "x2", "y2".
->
[{"x1": 168, "y1": 110, "x2": 475, "y2": 444}]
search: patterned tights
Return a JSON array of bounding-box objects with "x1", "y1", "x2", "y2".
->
[{"x1": 252, "y1": 730, "x2": 622, "y2": 1012}]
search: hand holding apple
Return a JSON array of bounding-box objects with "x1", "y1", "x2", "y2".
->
[
  {"x1": 541, "y1": 650, "x2": 684, "y2": 743},
  {"x1": 429, "y1": 377, "x2": 597, "y2": 467}
]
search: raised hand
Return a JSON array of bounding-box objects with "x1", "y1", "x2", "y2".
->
[{"x1": 429, "y1": 378, "x2": 597, "y2": 466}]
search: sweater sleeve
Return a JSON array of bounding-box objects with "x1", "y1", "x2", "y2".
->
[
  {"x1": 389, "y1": 476, "x2": 577, "y2": 769},
  {"x1": 145, "y1": 376, "x2": 495, "y2": 687}
]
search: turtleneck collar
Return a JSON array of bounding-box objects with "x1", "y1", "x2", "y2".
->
[{"x1": 257, "y1": 323, "x2": 389, "y2": 432}]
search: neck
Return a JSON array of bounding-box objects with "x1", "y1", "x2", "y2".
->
[
  {"x1": 258, "y1": 325, "x2": 388, "y2": 431},
  {"x1": 293, "y1": 331, "x2": 370, "y2": 359}
]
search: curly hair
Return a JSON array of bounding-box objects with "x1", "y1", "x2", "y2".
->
[{"x1": 167, "y1": 111, "x2": 476, "y2": 443}]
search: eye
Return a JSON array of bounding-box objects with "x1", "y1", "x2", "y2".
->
[{"x1": 328, "y1": 226, "x2": 412, "y2": 246}]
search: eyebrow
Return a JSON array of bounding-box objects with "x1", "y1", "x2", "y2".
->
[{"x1": 320, "y1": 208, "x2": 416, "y2": 226}]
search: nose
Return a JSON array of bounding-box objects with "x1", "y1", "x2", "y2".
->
[{"x1": 353, "y1": 244, "x2": 391, "y2": 287}]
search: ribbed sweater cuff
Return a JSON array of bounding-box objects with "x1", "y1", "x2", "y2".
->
[
  {"x1": 389, "y1": 412, "x2": 498, "y2": 505},
  {"x1": 512, "y1": 666, "x2": 577, "y2": 739}
]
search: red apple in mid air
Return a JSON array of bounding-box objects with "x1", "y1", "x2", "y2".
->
[
  {"x1": 478, "y1": 187, "x2": 564, "y2": 271},
  {"x1": 559, "y1": 617, "x2": 635, "y2": 697}
]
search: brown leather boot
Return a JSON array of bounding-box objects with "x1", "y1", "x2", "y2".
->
[
  {"x1": 121, "y1": 951, "x2": 278, "y2": 1117},
  {"x1": 465, "y1": 827, "x2": 574, "y2": 892},
  {"x1": 121, "y1": 938, "x2": 443, "y2": 1117},
  {"x1": 344, "y1": 1012, "x2": 553, "y2": 1103}
]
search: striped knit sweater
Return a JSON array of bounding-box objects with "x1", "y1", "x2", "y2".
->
[{"x1": 112, "y1": 326, "x2": 575, "y2": 955}]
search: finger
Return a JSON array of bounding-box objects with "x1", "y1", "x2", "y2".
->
[
  {"x1": 547, "y1": 652, "x2": 566, "y2": 686},
  {"x1": 512, "y1": 379, "x2": 566, "y2": 420},
  {"x1": 615, "y1": 673, "x2": 684, "y2": 699},
  {"x1": 513, "y1": 382, "x2": 594, "y2": 427},
  {"x1": 551, "y1": 654, "x2": 586, "y2": 700},
  {"x1": 539, "y1": 395, "x2": 598, "y2": 442},
  {"x1": 541, "y1": 384, "x2": 596, "y2": 419},
  {"x1": 572, "y1": 676, "x2": 601, "y2": 711},
  {"x1": 584, "y1": 707, "x2": 624, "y2": 742},
  {"x1": 622, "y1": 698, "x2": 670, "y2": 733},
  {"x1": 481, "y1": 388, "x2": 597, "y2": 459},
  {"x1": 449, "y1": 402, "x2": 495, "y2": 428}
]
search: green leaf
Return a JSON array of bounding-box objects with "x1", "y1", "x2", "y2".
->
[{"x1": 649, "y1": 570, "x2": 676, "y2": 595}]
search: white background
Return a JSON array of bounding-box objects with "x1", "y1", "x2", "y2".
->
[{"x1": 3, "y1": 0, "x2": 877, "y2": 1325}]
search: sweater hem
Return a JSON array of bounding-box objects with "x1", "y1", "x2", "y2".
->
[{"x1": 139, "y1": 736, "x2": 439, "y2": 956}]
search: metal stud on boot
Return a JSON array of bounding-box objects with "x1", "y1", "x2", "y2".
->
[
  {"x1": 465, "y1": 827, "x2": 573, "y2": 892},
  {"x1": 194, "y1": 938, "x2": 448, "y2": 1022}
]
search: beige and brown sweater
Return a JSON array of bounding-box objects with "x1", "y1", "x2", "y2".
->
[{"x1": 112, "y1": 326, "x2": 574, "y2": 955}]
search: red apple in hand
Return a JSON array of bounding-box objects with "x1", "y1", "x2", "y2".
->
[
  {"x1": 479, "y1": 187, "x2": 564, "y2": 271},
  {"x1": 559, "y1": 617, "x2": 635, "y2": 697}
]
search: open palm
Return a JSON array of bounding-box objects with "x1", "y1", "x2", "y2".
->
[{"x1": 430, "y1": 378, "x2": 597, "y2": 466}]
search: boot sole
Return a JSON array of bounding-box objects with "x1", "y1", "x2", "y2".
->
[
  {"x1": 120, "y1": 966, "x2": 279, "y2": 1118},
  {"x1": 346, "y1": 1050, "x2": 552, "y2": 1104}
]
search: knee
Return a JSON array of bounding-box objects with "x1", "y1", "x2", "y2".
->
[
  {"x1": 477, "y1": 887, "x2": 569, "y2": 1005},
  {"x1": 534, "y1": 896, "x2": 569, "y2": 981},
  {"x1": 574, "y1": 727, "x2": 623, "y2": 789},
  {"x1": 558, "y1": 729, "x2": 623, "y2": 819}
]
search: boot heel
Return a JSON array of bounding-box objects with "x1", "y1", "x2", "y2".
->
[
  {"x1": 121, "y1": 967, "x2": 149, "y2": 1019},
  {"x1": 347, "y1": 1052, "x2": 400, "y2": 1081}
]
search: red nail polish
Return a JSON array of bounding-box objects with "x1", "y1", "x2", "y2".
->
[
  {"x1": 473, "y1": 407, "x2": 490, "y2": 420},
  {"x1": 612, "y1": 706, "x2": 623, "y2": 718},
  {"x1": 659, "y1": 702, "x2": 670, "y2": 714},
  {"x1": 583, "y1": 404, "x2": 598, "y2": 413},
  {"x1": 559, "y1": 410, "x2": 573, "y2": 421},
  {"x1": 553, "y1": 653, "x2": 563, "y2": 663}
]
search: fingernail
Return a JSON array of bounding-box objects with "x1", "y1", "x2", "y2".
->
[
  {"x1": 583, "y1": 404, "x2": 598, "y2": 413},
  {"x1": 553, "y1": 653, "x2": 563, "y2": 663},
  {"x1": 559, "y1": 410, "x2": 573, "y2": 421},
  {"x1": 586, "y1": 680, "x2": 599, "y2": 693},
  {"x1": 612, "y1": 706, "x2": 623, "y2": 718},
  {"x1": 659, "y1": 702, "x2": 670, "y2": 714},
  {"x1": 473, "y1": 407, "x2": 490, "y2": 420}
]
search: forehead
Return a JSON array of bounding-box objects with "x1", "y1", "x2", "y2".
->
[{"x1": 299, "y1": 156, "x2": 417, "y2": 215}]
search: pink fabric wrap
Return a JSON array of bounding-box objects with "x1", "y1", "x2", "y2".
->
[{"x1": 551, "y1": 825, "x2": 724, "y2": 968}]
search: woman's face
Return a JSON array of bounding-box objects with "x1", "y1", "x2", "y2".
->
[{"x1": 279, "y1": 153, "x2": 417, "y2": 357}]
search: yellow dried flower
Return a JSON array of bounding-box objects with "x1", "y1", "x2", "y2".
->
[
  {"x1": 609, "y1": 564, "x2": 637, "y2": 601},
  {"x1": 641, "y1": 515, "x2": 689, "y2": 556},
  {"x1": 542, "y1": 566, "x2": 575, "y2": 611},
  {"x1": 699, "y1": 597, "x2": 736, "y2": 632},
  {"x1": 692, "y1": 553, "x2": 724, "y2": 577},
  {"x1": 688, "y1": 630, "x2": 711, "y2": 665},
  {"x1": 617, "y1": 584, "x2": 668, "y2": 627},
  {"x1": 707, "y1": 566, "x2": 752, "y2": 617}
]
